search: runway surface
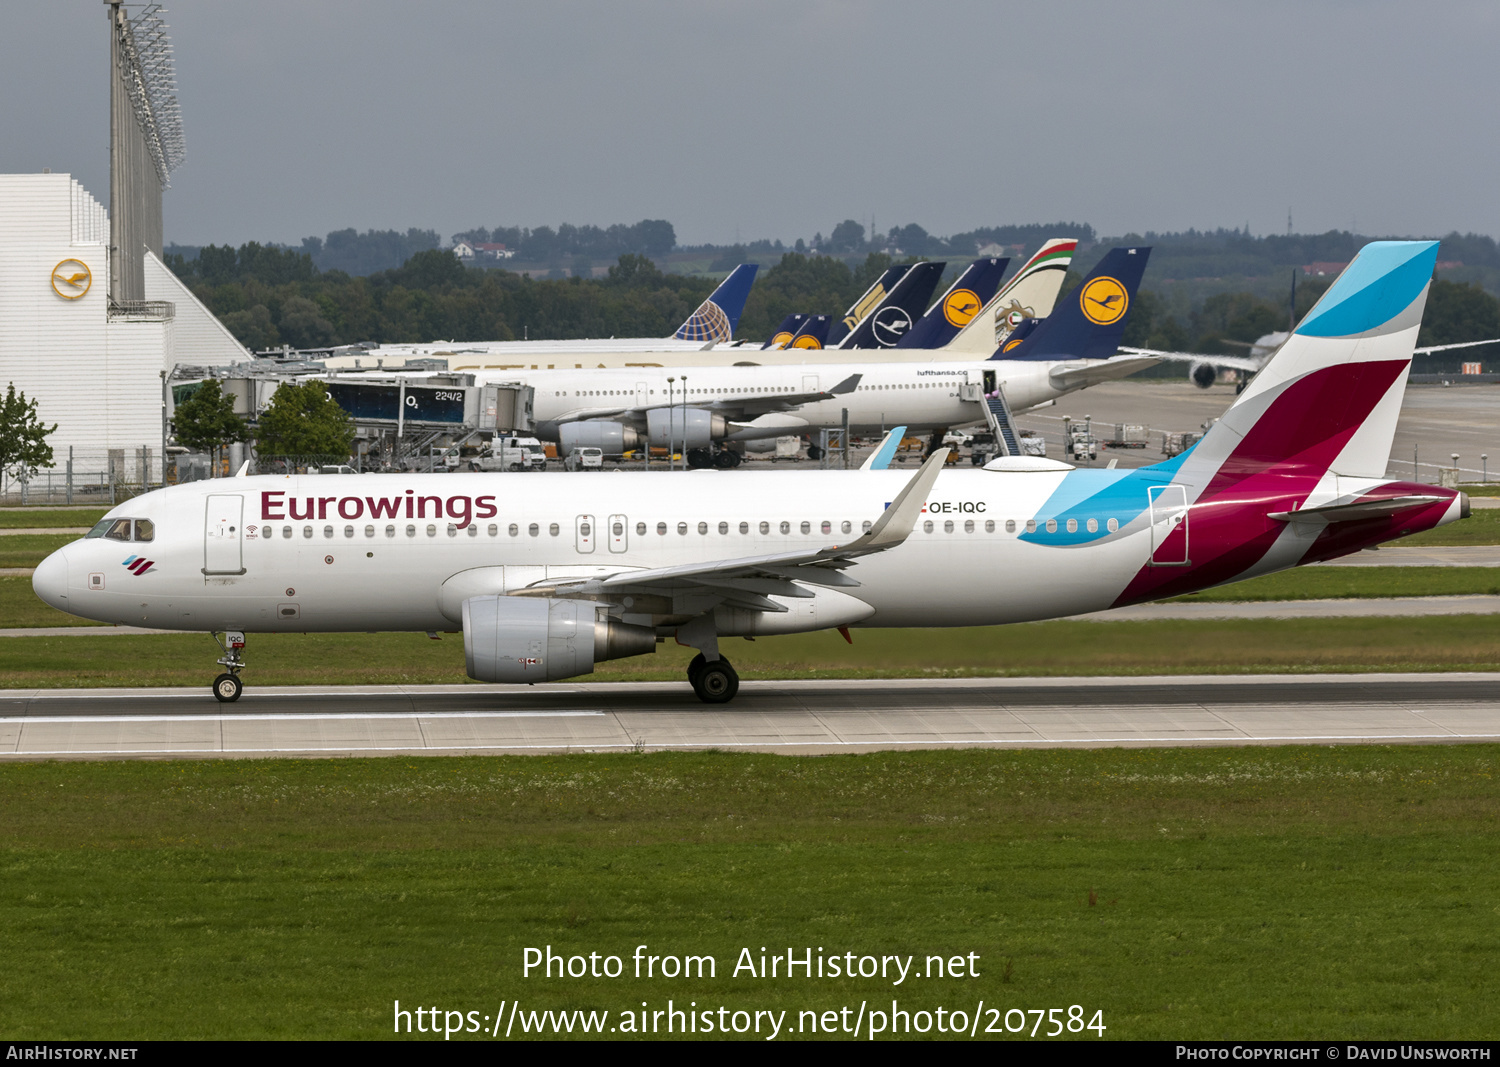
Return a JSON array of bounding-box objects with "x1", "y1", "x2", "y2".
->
[{"x1": 2, "y1": 673, "x2": 1498, "y2": 760}]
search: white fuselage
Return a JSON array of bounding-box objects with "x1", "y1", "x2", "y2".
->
[
  {"x1": 480, "y1": 358, "x2": 1113, "y2": 441},
  {"x1": 37, "y1": 468, "x2": 1157, "y2": 636}
]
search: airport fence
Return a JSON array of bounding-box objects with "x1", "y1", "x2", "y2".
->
[{"x1": 0, "y1": 446, "x2": 166, "y2": 506}]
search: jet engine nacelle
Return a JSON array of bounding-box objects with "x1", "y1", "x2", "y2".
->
[
  {"x1": 462, "y1": 595, "x2": 656, "y2": 683},
  {"x1": 1189, "y1": 361, "x2": 1218, "y2": 389},
  {"x1": 557, "y1": 420, "x2": 640, "y2": 455},
  {"x1": 646, "y1": 408, "x2": 727, "y2": 449}
]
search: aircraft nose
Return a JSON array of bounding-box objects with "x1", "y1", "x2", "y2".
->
[{"x1": 32, "y1": 548, "x2": 69, "y2": 611}]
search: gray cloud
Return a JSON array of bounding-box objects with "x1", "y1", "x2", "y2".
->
[{"x1": 4, "y1": 1, "x2": 1497, "y2": 247}]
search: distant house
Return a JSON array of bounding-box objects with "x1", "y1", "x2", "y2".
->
[
  {"x1": 1435, "y1": 260, "x2": 1464, "y2": 271},
  {"x1": 453, "y1": 241, "x2": 476, "y2": 260},
  {"x1": 476, "y1": 242, "x2": 516, "y2": 260},
  {"x1": 1302, "y1": 261, "x2": 1349, "y2": 276},
  {"x1": 976, "y1": 241, "x2": 1025, "y2": 258}
]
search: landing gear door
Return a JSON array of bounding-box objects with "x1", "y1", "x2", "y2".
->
[
  {"x1": 204, "y1": 494, "x2": 246, "y2": 576},
  {"x1": 1148, "y1": 485, "x2": 1189, "y2": 567}
]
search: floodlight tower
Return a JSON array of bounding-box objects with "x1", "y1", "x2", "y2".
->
[{"x1": 105, "y1": 1, "x2": 185, "y2": 303}]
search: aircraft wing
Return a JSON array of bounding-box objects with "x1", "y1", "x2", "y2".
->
[
  {"x1": 549, "y1": 374, "x2": 862, "y2": 426},
  {"x1": 1413, "y1": 338, "x2": 1500, "y2": 354},
  {"x1": 1118, "y1": 346, "x2": 1264, "y2": 372},
  {"x1": 513, "y1": 448, "x2": 949, "y2": 610},
  {"x1": 1047, "y1": 355, "x2": 1161, "y2": 388}
]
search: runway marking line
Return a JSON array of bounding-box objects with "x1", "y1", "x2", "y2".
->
[{"x1": 2, "y1": 711, "x2": 606, "y2": 725}]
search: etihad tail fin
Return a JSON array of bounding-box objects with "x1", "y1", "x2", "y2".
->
[
  {"x1": 836, "y1": 261, "x2": 947, "y2": 349},
  {"x1": 991, "y1": 246, "x2": 1150, "y2": 362},
  {"x1": 895, "y1": 258, "x2": 1009, "y2": 349},
  {"x1": 944, "y1": 238, "x2": 1078, "y2": 354},
  {"x1": 763, "y1": 314, "x2": 809, "y2": 349},
  {"x1": 675, "y1": 263, "x2": 758, "y2": 342},
  {"x1": 827, "y1": 266, "x2": 910, "y2": 346}
]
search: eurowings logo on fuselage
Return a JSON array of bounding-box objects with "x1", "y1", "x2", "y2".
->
[{"x1": 122, "y1": 555, "x2": 155, "y2": 575}]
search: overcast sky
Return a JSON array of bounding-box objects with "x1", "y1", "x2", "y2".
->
[{"x1": 5, "y1": 1, "x2": 1498, "y2": 248}]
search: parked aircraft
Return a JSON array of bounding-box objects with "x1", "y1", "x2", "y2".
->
[
  {"x1": 502, "y1": 247, "x2": 1153, "y2": 464},
  {"x1": 32, "y1": 242, "x2": 1464, "y2": 703},
  {"x1": 892, "y1": 257, "x2": 1009, "y2": 350}
]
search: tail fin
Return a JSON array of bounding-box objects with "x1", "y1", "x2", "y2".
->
[
  {"x1": 860, "y1": 426, "x2": 907, "y2": 470},
  {"x1": 763, "y1": 313, "x2": 809, "y2": 349},
  {"x1": 786, "y1": 314, "x2": 832, "y2": 350},
  {"x1": 944, "y1": 238, "x2": 1077, "y2": 354},
  {"x1": 837, "y1": 261, "x2": 948, "y2": 349},
  {"x1": 827, "y1": 266, "x2": 910, "y2": 346},
  {"x1": 896, "y1": 258, "x2": 1010, "y2": 349},
  {"x1": 675, "y1": 263, "x2": 758, "y2": 342},
  {"x1": 1186, "y1": 240, "x2": 1439, "y2": 486},
  {"x1": 991, "y1": 246, "x2": 1149, "y2": 362}
]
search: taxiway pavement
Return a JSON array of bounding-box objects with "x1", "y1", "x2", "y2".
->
[{"x1": 2, "y1": 673, "x2": 1497, "y2": 760}]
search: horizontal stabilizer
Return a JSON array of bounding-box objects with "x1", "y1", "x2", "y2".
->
[{"x1": 1269, "y1": 495, "x2": 1451, "y2": 523}]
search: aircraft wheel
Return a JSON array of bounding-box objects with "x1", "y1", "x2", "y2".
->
[
  {"x1": 691, "y1": 658, "x2": 739, "y2": 704},
  {"x1": 687, "y1": 653, "x2": 706, "y2": 687},
  {"x1": 714, "y1": 450, "x2": 739, "y2": 469},
  {"x1": 213, "y1": 673, "x2": 243, "y2": 703}
]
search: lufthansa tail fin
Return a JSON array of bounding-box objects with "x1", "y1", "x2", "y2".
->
[
  {"x1": 895, "y1": 258, "x2": 1009, "y2": 349},
  {"x1": 837, "y1": 261, "x2": 948, "y2": 349},
  {"x1": 675, "y1": 263, "x2": 759, "y2": 343},
  {"x1": 945, "y1": 238, "x2": 1078, "y2": 355},
  {"x1": 991, "y1": 246, "x2": 1150, "y2": 362},
  {"x1": 785, "y1": 314, "x2": 833, "y2": 351},
  {"x1": 827, "y1": 266, "x2": 910, "y2": 346},
  {"x1": 762, "y1": 314, "x2": 809, "y2": 349}
]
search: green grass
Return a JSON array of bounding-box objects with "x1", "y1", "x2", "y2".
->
[
  {"x1": 1401, "y1": 506, "x2": 1500, "y2": 545},
  {"x1": 8, "y1": 615, "x2": 1500, "y2": 689},
  {"x1": 1171, "y1": 565, "x2": 1500, "y2": 602},
  {"x1": 0, "y1": 576, "x2": 104, "y2": 628},
  {"x1": 0, "y1": 746, "x2": 1497, "y2": 1039},
  {"x1": 0, "y1": 534, "x2": 74, "y2": 569},
  {"x1": 0, "y1": 509, "x2": 104, "y2": 529}
]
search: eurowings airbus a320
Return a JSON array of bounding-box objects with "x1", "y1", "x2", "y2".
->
[{"x1": 34, "y1": 242, "x2": 1467, "y2": 703}]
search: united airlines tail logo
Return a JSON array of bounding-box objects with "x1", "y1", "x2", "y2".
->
[
  {"x1": 122, "y1": 555, "x2": 155, "y2": 575},
  {"x1": 1079, "y1": 276, "x2": 1129, "y2": 325},
  {"x1": 676, "y1": 299, "x2": 732, "y2": 342},
  {"x1": 943, "y1": 288, "x2": 981, "y2": 327}
]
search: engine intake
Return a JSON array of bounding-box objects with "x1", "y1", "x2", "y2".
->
[
  {"x1": 557, "y1": 420, "x2": 640, "y2": 455},
  {"x1": 462, "y1": 596, "x2": 655, "y2": 683}
]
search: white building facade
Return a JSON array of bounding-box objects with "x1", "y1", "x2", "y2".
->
[{"x1": 0, "y1": 173, "x2": 246, "y2": 487}]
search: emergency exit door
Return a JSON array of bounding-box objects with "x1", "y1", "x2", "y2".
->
[
  {"x1": 1148, "y1": 485, "x2": 1190, "y2": 566},
  {"x1": 204, "y1": 494, "x2": 246, "y2": 575}
]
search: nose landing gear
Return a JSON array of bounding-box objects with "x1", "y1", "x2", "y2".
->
[{"x1": 212, "y1": 630, "x2": 246, "y2": 702}]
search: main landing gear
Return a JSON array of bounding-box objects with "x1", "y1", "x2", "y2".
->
[
  {"x1": 687, "y1": 652, "x2": 739, "y2": 703},
  {"x1": 212, "y1": 630, "x2": 246, "y2": 702}
]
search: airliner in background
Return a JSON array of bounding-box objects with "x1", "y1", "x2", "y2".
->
[
  {"x1": 451, "y1": 247, "x2": 1153, "y2": 465},
  {"x1": 35, "y1": 243, "x2": 1465, "y2": 704},
  {"x1": 317, "y1": 240, "x2": 1080, "y2": 371}
]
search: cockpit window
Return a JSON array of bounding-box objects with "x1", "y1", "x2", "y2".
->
[{"x1": 87, "y1": 518, "x2": 152, "y2": 542}]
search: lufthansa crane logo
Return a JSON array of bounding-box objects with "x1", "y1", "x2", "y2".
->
[
  {"x1": 791, "y1": 334, "x2": 823, "y2": 349},
  {"x1": 871, "y1": 306, "x2": 914, "y2": 346},
  {"x1": 770, "y1": 331, "x2": 794, "y2": 348},
  {"x1": 51, "y1": 259, "x2": 92, "y2": 300},
  {"x1": 1079, "y1": 276, "x2": 1128, "y2": 325},
  {"x1": 943, "y1": 288, "x2": 981, "y2": 327}
]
